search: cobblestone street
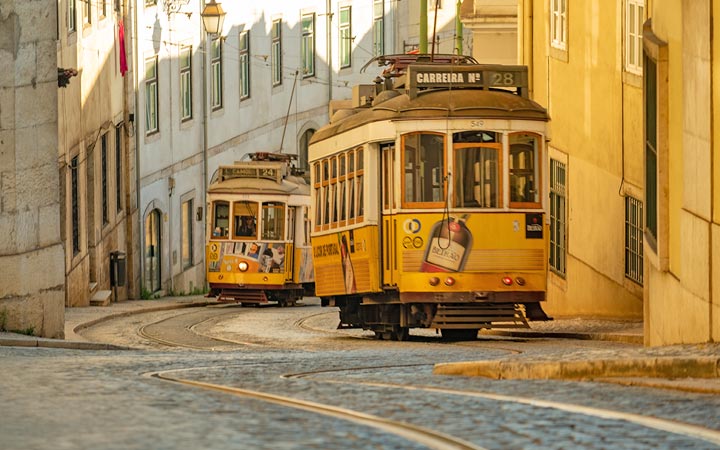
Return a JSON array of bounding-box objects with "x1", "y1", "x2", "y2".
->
[{"x1": 1, "y1": 298, "x2": 719, "y2": 449}]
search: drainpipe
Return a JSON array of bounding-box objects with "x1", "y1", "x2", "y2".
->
[
  {"x1": 455, "y1": 0, "x2": 462, "y2": 55},
  {"x1": 523, "y1": 0, "x2": 534, "y2": 97},
  {"x1": 420, "y1": 0, "x2": 428, "y2": 53},
  {"x1": 327, "y1": 0, "x2": 332, "y2": 104},
  {"x1": 133, "y1": 0, "x2": 143, "y2": 297}
]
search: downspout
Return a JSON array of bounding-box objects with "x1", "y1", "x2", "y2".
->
[
  {"x1": 133, "y1": 0, "x2": 143, "y2": 296},
  {"x1": 420, "y1": 0, "x2": 428, "y2": 53},
  {"x1": 201, "y1": 0, "x2": 209, "y2": 289},
  {"x1": 523, "y1": 0, "x2": 534, "y2": 98},
  {"x1": 455, "y1": 0, "x2": 462, "y2": 55},
  {"x1": 327, "y1": 0, "x2": 332, "y2": 104}
]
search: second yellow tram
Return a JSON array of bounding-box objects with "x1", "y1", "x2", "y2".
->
[{"x1": 309, "y1": 54, "x2": 551, "y2": 340}]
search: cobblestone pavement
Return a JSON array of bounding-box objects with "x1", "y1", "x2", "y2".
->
[{"x1": 1, "y1": 296, "x2": 719, "y2": 449}]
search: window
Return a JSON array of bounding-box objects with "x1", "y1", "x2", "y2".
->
[
  {"x1": 145, "y1": 56, "x2": 159, "y2": 134},
  {"x1": 625, "y1": 0, "x2": 644, "y2": 74},
  {"x1": 454, "y1": 145, "x2": 500, "y2": 208},
  {"x1": 301, "y1": 14, "x2": 315, "y2": 77},
  {"x1": 82, "y1": 0, "x2": 91, "y2": 25},
  {"x1": 100, "y1": 0, "x2": 107, "y2": 19},
  {"x1": 549, "y1": 159, "x2": 566, "y2": 276},
  {"x1": 339, "y1": 6, "x2": 352, "y2": 68},
  {"x1": 402, "y1": 133, "x2": 445, "y2": 207},
  {"x1": 68, "y1": 0, "x2": 76, "y2": 32},
  {"x1": 180, "y1": 46, "x2": 192, "y2": 121},
  {"x1": 212, "y1": 201, "x2": 230, "y2": 238},
  {"x1": 625, "y1": 196, "x2": 643, "y2": 284},
  {"x1": 71, "y1": 156, "x2": 80, "y2": 254},
  {"x1": 356, "y1": 148, "x2": 364, "y2": 218},
  {"x1": 101, "y1": 133, "x2": 108, "y2": 224},
  {"x1": 239, "y1": 31, "x2": 250, "y2": 99},
  {"x1": 211, "y1": 38, "x2": 223, "y2": 110},
  {"x1": 145, "y1": 0, "x2": 156, "y2": 6},
  {"x1": 645, "y1": 55, "x2": 657, "y2": 245},
  {"x1": 550, "y1": 0, "x2": 567, "y2": 51},
  {"x1": 115, "y1": 125, "x2": 123, "y2": 212},
  {"x1": 262, "y1": 202, "x2": 285, "y2": 240},
  {"x1": 509, "y1": 133, "x2": 541, "y2": 207},
  {"x1": 182, "y1": 199, "x2": 194, "y2": 269},
  {"x1": 373, "y1": 1, "x2": 384, "y2": 57},
  {"x1": 232, "y1": 201, "x2": 258, "y2": 240},
  {"x1": 271, "y1": 19, "x2": 282, "y2": 86}
]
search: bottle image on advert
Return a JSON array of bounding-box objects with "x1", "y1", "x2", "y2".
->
[
  {"x1": 420, "y1": 214, "x2": 472, "y2": 272},
  {"x1": 339, "y1": 234, "x2": 357, "y2": 293}
]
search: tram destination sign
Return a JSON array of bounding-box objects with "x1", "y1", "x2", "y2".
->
[
  {"x1": 406, "y1": 64, "x2": 529, "y2": 98},
  {"x1": 219, "y1": 163, "x2": 284, "y2": 183}
]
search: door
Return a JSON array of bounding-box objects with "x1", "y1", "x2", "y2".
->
[
  {"x1": 144, "y1": 209, "x2": 162, "y2": 293},
  {"x1": 381, "y1": 144, "x2": 396, "y2": 286}
]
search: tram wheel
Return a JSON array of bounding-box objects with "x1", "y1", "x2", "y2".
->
[
  {"x1": 393, "y1": 327, "x2": 409, "y2": 341},
  {"x1": 441, "y1": 329, "x2": 479, "y2": 341}
]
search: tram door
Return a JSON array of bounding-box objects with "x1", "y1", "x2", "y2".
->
[
  {"x1": 286, "y1": 206, "x2": 296, "y2": 282},
  {"x1": 381, "y1": 144, "x2": 396, "y2": 286}
]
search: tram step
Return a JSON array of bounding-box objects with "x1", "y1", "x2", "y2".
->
[
  {"x1": 218, "y1": 289, "x2": 268, "y2": 304},
  {"x1": 430, "y1": 304, "x2": 529, "y2": 329}
]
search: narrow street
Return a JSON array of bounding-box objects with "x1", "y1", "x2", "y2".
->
[{"x1": 2, "y1": 299, "x2": 719, "y2": 449}]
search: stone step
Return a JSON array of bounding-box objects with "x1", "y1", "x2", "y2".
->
[{"x1": 90, "y1": 290, "x2": 112, "y2": 307}]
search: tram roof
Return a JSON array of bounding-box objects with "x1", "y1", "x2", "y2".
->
[
  {"x1": 310, "y1": 88, "x2": 548, "y2": 144},
  {"x1": 208, "y1": 176, "x2": 310, "y2": 196}
]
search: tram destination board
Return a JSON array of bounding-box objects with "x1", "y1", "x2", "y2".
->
[
  {"x1": 219, "y1": 163, "x2": 284, "y2": 183},
  {"x1": 407, "y1": 64, "x2": 529, "y2": 98}
]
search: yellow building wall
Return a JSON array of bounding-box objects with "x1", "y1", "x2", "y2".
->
[{"x1": 523, "y1": 0, "x2": 644, "y2": 319}]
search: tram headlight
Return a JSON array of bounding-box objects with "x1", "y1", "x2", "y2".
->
[
  {"x1": 428, "y1": 277, "x2": 440, "y2": 286},
  {"x1": 515, "y1": 277, "x2": 526, "y2": 286},
  {"x1": 501, "y1": 276, "x2": 513, "y2": 286},
  {"x1": 238, "y1": 261, "x2": 249, "y2": 272},
  {"x1": 444, "y1": 277, "x2": 456, "y2": 286}
]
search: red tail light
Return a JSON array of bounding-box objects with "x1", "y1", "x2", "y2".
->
[
  {"x1": 501, "y1": 276, "x2": 513, "y2": 286},
  {"x1": 444, "y1": 277, "x2": 456, "y2": 286}
]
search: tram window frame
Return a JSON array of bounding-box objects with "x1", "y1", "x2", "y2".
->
[
  {"x1": 313, "y1": 162, "x2": 322, "y2": 229},
  {"x1": 212, "y1": 201, "x2": 230, "y2": 239},
  {"x1": 508, "y1": 132, "x2": 543, "y2": 209},
  {"x1": 355, "y1": 147, "x2": 364, "y2": 220},
  {"x1": 322, "y1": 159, "x2": 330, "y2": 230},
  {"x1": 453, "y1": 143, "x2": 502, "y2": 208},
  {"x1": 338, "y1": 153, "x2": 347, "y2": 225},
  {"x1": 261, "y1": 202, "x2": 285, "y2": 240},
  {"x1": 232, "y1": 201, "x2": 258, "y2": 240},
  {"x1": 401, "y1": 132, "x2": 446, "y2": 208},
  {"x1": 348, "y1": 150, "x2": 356, "y2": 223}
]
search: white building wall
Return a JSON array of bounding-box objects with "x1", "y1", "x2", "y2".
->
[{"x1": 134, "y1": 0, "x2": 406, "y2": 295}]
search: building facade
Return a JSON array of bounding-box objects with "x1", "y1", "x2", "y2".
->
[
  {"x1": 0, "y1": 0, "x2": 65, "y2": 338},
  {"x1": 132, "y1": 0, "x2": 416, "y2": 297}
]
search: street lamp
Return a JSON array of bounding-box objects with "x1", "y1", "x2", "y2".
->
[{"x1": 200, "y1": 0, "x2": 225, "y2": 35}]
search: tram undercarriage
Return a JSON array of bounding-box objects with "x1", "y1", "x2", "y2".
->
[{"x1": 325, "y1": 294, "x2": 551, "y2": 341}]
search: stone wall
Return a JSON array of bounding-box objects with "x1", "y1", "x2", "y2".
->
[{"x1": 0, "y1": 1, "x2": 65, "y2": 338}]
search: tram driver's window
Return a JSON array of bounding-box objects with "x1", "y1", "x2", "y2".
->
[
  {"x1": 454, "y1": 146, "x2": 499, "y2": 208},
  {"x1": 403, "y1": 133, "x2": 445, "y2": 206},
  {"x1": 509, "y1": 133, "x2": 541, "y2": 206},
  {"x1": 232, "y1": 201, "x2": 258, "y2": 239},
  {"x1": 262, "y1": 202, "x2": 285, "y2": 240},
  {"x1": 212, "y1": 201, "x2": 230, "y2": 238}
]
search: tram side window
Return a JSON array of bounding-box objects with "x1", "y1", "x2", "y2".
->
[
  {"x1": 509, "y1": 133, "x2": 541, "y2": 206},
  {"x1": 403, "y1": 133, "x2": 445, "y2": 206},
  {"x1": 455, "y1": 146, "x2": 499, "y2": 208},
  {"x1": 313, "y1": 162, "x2": 322, "y2": 228},
  {"x1": 212, "y1": 201, "x2": 230, "y2": 238},
  {"x1": 356, "y1": 148, "x2": 364, "y2": 218},
  {"x1": 233, "y1": 201, "x2": 258, "y2": 239},
  {"x1": 262, "y1": 202, "x2": 285, "y2": 240}
]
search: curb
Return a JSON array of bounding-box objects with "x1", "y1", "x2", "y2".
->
[
  {"x1": 433, "y1": 356, "x2": 720, "y2": 380},
  {"x1": 481, "y1": 329, "x2": 644, "y2": 345}
]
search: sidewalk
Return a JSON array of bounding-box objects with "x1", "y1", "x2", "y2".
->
[
  {"x1": 1, "y1": 298, "x2": 718, "y2": 393},
  {"x1": 0, "y1": 295, "x2": 213, "y2": 350}
]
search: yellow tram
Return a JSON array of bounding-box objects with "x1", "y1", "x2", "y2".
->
[
  {"x1": 205, "y1": 153, "x2": 314, "y2": 306},
  {"x1": 309, "y1": 54, "x2": 551, "y2": 340}
]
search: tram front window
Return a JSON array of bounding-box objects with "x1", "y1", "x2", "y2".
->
[
  {"x1": 455, "y1": 146, "x2": 499, "y2": 208},
  {"x1": 262, "y1": 202, "x2": 285, "y2": 240},
  {"x1": 212, "y1": 201, "x2": 230, "y2": 238},
  {"x1": 233, "y1": 201, "x2": 258, "y2": 239},
  {"x1": 509, "y1": 133, "x2": 541, "y2": 205},
  {"x1": 403, "y1": 133, "x2": 445, "y2": 206}
]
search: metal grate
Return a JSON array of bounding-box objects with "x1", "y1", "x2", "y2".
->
[
  {"x1": 549, "y1": 159, "x2": 566, "y2": 276},
  {"x1": 625, "y1": 196, "x2": 643, "y2": 284}
]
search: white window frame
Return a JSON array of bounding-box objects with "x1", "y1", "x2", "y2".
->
[
  {"x1": 339, "y1": 6, "x2": 352, "y2": 69},
  {"x1": 625, "y1": 0, "x2": 644, "y2": 75},
  {"x1": 550, "y1": 0, "x2": 567, "y2": 51},
  {"x1": 373, "y1": 0, "x2": 384, "y2": 57},
  {"x1": 211, "y1": 37, "x2": 223, "y2": 110},
  {"x1": 301, "y1": 13, "x2": 315, "y2": 77},
  {"x1": 271, "y1": 19, "x2": 282, "y2": 86},
  {"x1": 145, "y1": 56, "x2": 159, "y2": 134},
  {"x1": 180, "y1": 46, "x2": 192, "y2": 121},
  {"x1": 239, "y1": 31, "x2": 250, "y2": 100},
  {"x1": 68, "y1": 0, "x2": 77, "y2": 32}
]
